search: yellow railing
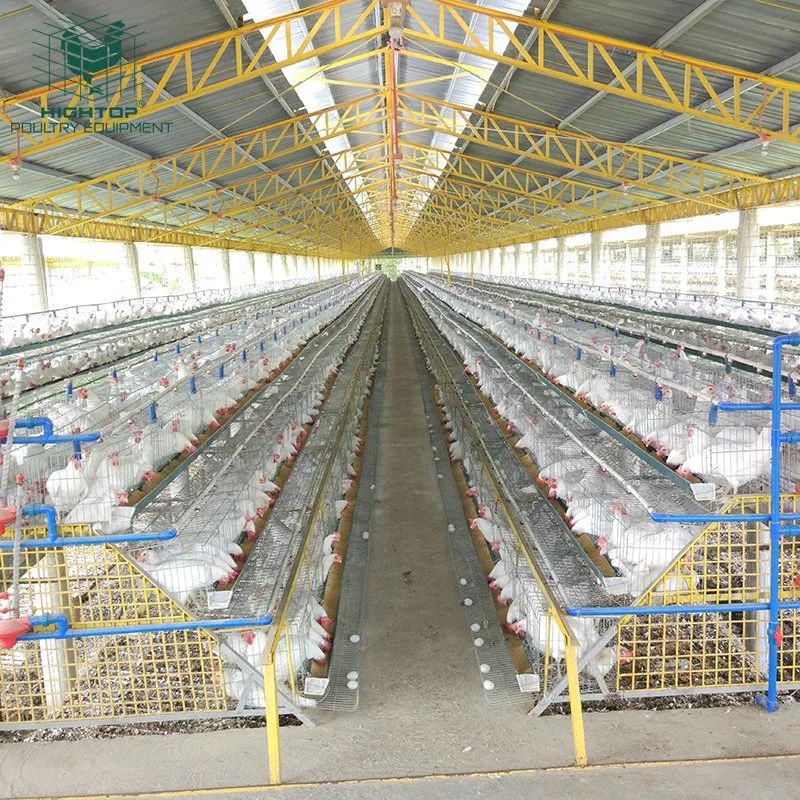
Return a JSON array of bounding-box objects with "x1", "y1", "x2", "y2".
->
[{"x1": 0, "y1": 524, "x2": 227, "y2": 724}]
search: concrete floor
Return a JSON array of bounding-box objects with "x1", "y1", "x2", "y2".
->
[
  {"x1": 4, "y1": 283, "x2": 800, "y2": 799},
  {"x1": 354, "y1": 283, "x2": 492, "y2": 748}
]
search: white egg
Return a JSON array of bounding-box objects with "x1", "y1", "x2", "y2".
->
[
  {"x1": 463, "y1": 598, "x2": 473, "y2": 607},
  {"x1": 459, "y1": 578, "x2": 467, "y2": 586},
  {"x1": 362, "y1": 531, "x2": 369, "y2": 540},
  {"x1": 347, "y1": 671, "x2": 359, "y2": 680},
  {"x1": 437, "y1": 473, "x2": 443, "y2": 479},
  {"x1": 448, "y1": 524, "x2": 455, "y2": 533},
  {"x1": 432, "y1": 446, "x2": 437, "y2": 452},
  {"x1": 470, "y1": 623, "x2": 481, "y2": 632},
  {"x1": 434, "y1": 456, "x2": 440, "y2": 462},
  {"x1": 350, "y1": 634, "x2": 360, "y2": 643},
  {"x1": 480, "y1": 663, "x2": 491, "y2": 674},
  {"x1": 474, "y1": 637, "x2": 484, "y2": 647},
  {"x1": 483, "y1": 679, "x2": 495, "y2": 690}
]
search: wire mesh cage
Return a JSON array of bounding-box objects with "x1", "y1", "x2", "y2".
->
[{"x1": 0, "y1": 527, "x2": 228, "y2": 725}]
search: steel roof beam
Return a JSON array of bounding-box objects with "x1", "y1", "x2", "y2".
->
[{"x1": 403, "y1": 0, "x2": 800, "y2": 145}]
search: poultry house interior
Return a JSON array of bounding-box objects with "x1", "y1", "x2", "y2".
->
[{"x1": 3, "y1": 0, "x2": 800, "y2": 798}]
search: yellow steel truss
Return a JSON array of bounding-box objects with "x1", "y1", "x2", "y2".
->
[
  {"x1": 1, "y1": 0, "x2": 387, "y2": 163},
  {"x1": 406, "y1": 0, "x2": 800, "y2": 145},
  {"x1": 12, "y1": 95, "x2": 387, "y2": 219},
  {"x1": 396, "y1": 92, "x2": 766, "y2": 211},
  {"x1": 4, "y1": 0, "x2": 800, "y2": 257}
]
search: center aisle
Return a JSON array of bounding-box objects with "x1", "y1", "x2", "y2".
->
[
  {"x1": 356, "y1": 281, "x2": 484, "y2": 723},
  {"x1": 277, "y1": 280, "x2": 577, "y2": 781}
]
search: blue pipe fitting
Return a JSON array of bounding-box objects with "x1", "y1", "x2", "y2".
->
[{"x1": 20, "y1": 613, "x2": 272, "y2": 642}]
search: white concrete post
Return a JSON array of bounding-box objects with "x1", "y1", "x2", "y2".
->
[
  {"x1": 644, "y1": 223, "x2": 661, "y2": 293},
  {"x1": 529, "y1": 241, "x2": 539, "y2": 278},
  {"x1": 183, "y1": 246, "x2": 196, "y2": 292},
  {"x1": 123, "y1": 241, "x2": 141, "y2": 298},
  {"x1": 590, "y1": 231, "x2": 603, "y2": 286},
  {"x1": 716, "y1": 235, "x2": 727, "y2": 296},
  {"x1": 246, "y1": 251, "x2": 256, "y2": 285},
  {"x1": 512, "y1": 244, "x2": 521, "y2": 278},
  {"x1": 736, "y1": 208, "x2": 760, "y2": 300},
  {"x1": 679, "y1": 236, "x2": 690, "y2": 295},
  {"x1": 556, "y1": 237, "x2": 567, "y2": 283},
  {"x1": 624, "y1": 242, "x2": 633, "y2": 289},
  {"x1": 220, "y1": 249, "x2": 231, "y2": 289},
  {"x1": 22, "y1": 233, "x2": 49, "y2": 311},
  {"x1": 765, "y1": 230, "x2": 777, "y2": 303},
  {"x1": 32, "y1": 555, "x2": 76, "y2": 715}
]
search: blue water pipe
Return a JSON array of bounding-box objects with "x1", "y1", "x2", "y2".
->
[
  {"x1": 0, "y1": 504, "x2": 177, "y2": 549},
  {"x1": 19, "y1": 613, "x2": 273, "y2": 642},
  {"x1": 567, "y1": 333, "x2": 800, "y2": 712},
  {"x1": 4, "y1": 417, "x2": 101, "y2": 459}
]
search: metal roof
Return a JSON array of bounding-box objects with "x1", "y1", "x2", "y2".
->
[{"x1": 0, "y1": 0, "x2": 800, "y2": 257}]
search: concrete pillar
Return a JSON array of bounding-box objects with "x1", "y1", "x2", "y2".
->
[
  {"x1": 556, "y1": 237, "x2": 567, "y2": 283},
  {"x1": 644, "y1": 223, "x2": 661, "y2": 293},
  {"x1": 679, "y1": 236, "x2": 689, "y2": 295},
  {"x1": 497, "y1": 247, "x2": 506, "y2": 276},
  {"x1": 280, "y1": 253, "x2": 290, "y2": 278},
  {"x1": 590, "y1": 231, "x2": 603, "y2": 286},
  {"x1": 246, "y1": 251, "x2": 256, "y2": 285},
  {"x1": 513, "y1": 244, "x2": 521, "y2": 278},
  {"x1": 736, "y1": 207, "x2": 760, "y2": 300},
  {"x1": 32, "y1": 555, "x2": 76, "y2": 715},
  {"x1": 624, "y1": 242, "x2": 633, "y2": 289},
  {"x1": 183, "y1": 246, "x2": 196, "y2": 292},
  {"x1": 122, "y1": 241, "x2": 141, "y2": 298},
  {"x1": 21, "y1": 233, "x2": 49, "y2": 311},
  {"x1": 765, "y1": 230, "x2": 777, "y2": 303},
  {"x1": 716, "y1": 235, "x2": 727, "y2": 296},
  {"x1": 529, "y1": 242, "x2": 539, "y2": 278},
  {"x1": 220, "y1": 249, "x2": 231, "y2": 289}
]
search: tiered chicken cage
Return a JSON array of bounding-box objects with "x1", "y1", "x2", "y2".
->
[
  {"x1": 0, "y1": 275, "x2": 385, "y2": 738},
  {"x1": 407, "y1": 271, "x2": 800, "y2": 718}
]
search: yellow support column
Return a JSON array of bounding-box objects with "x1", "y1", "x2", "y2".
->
[
  {"x1": 564, "y1": 642, "x2": 588, "y2": 766},
  {"x1": 264, "y1": 658, "x2": 282, "y2": 784}
]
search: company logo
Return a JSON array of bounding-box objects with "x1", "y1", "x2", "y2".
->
[{"x1": 11, "y1": 15, "x2": 172, "y2": 136}]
